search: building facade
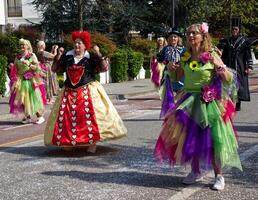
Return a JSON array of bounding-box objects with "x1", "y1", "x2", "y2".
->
[{"x1": 0, "y1": 0, "x2": 41, "y2": 32}]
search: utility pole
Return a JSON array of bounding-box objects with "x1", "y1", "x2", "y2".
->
[
  {"x1": 171, "y1": 0, "x2": 175, "y2": 28},
  {"x1": 78, "y1": 0, "x2": 83, "y2": 31}
]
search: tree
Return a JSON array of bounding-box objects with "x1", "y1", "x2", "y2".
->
[
  {"x1": 31, "y1": 0, "x2": 99, "y2": 41},
  {"x1": 31, "y1": 0, "x2": 257, "y2": 43},
  {"x1": 176, "y1": 0, "x2": 258, "y2": 37}
]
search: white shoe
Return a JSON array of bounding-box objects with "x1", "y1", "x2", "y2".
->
[
  {"x1": 212, "y1": 175, "x2": 225, "y2": 191},
  {"x1": 36, "y1": 116, "x2": 45, "y2": 124},
  {"x1": 182, "y1": 171, "x2": 204, "y2": 185}
]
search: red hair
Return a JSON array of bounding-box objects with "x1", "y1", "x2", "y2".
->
[{"x1": 71, "y1": 31, "x2": 91, "y2": 49}]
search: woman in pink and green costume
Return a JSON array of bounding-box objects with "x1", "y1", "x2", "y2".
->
[
  {"x1": 9, "y1": 39, "x2": 45, "y2": 124},
  {"x1": 154, "y1": 23, "x2": 241, "y2": 191}
]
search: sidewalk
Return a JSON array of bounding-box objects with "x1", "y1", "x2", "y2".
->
[{"x1": 0, "y1": 79, "x2": 157, "y2": 120}]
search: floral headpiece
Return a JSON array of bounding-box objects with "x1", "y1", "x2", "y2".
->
[
  {"x1": 71, "y1": 31, "x2": 91, "y2": 49},
  {"x1": 200, "y1": 22, "x2": 209, "y2": 33}
]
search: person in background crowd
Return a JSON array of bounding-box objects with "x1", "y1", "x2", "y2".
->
[
  {"x1": 9, "y1": 39, "x2": 45, "y2": 124},
  {"x1": 154, "y1": 22, "x2": 242, "y2": 191},
  {"x1": 217, "y1": 17, "x2": 253, "y2": 111},
  {"x1": 158, "y1": 27, "x2": 186, "y2": 118},
  {"x1": 44, "y1": 31, "x2": 127, "y2": 153},
  {"x1": 150, "y1": 37, "x2": 167, "y2": 88},
  {"x1": 37, "y1": 41, "x2": 59, "y2": 104}
]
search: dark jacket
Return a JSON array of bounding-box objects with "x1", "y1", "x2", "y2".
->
[{"x1": 218, "y1": 36, "x2": 253, "y2": 101}]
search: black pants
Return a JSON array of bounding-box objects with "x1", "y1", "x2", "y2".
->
[{"x1": 236, "y1": 101, "x2": 241, "y2": 111}]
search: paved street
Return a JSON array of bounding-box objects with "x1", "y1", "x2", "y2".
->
[{"x1": 0, "y1": 77, "x2": 258, "y2": 200}]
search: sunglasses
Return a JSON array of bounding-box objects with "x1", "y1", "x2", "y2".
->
[{"x1": 186, "y1": 31, "x2": 200, "y2": 36}]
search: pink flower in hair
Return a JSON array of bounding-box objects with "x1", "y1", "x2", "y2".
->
[{"x1": 200, "y1": 22, "x2": 209, "y2": 33}]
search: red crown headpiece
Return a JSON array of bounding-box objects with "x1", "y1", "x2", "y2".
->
[{"x1": 71, "y1": 31, "x2": 91, "y2": 49}]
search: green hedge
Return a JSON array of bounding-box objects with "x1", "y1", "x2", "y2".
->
[
  {"x1": 145, "y1": 69, "x2": 151, "y2": 79},
  {"x1": 0, "y1": 33, "x2": 19, "y2": 62},
  {"x1": 0, "y1": 55, "x2": 8, "y2": 95},
  {"x1": 130, "y1": 38, "x2": 156, "y2": 70},
  {"x1": 127, "y1": 49, "x2": 144, "y2": 79},
  {"x1": 111, "y1": 49, "x2": 128, "y2": 82}
]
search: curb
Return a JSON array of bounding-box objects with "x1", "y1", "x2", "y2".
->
[
  {"x1": 108, "y1": 90, "x2": 158, "y2": 100},
  {"x1": 0, "y1": 113, "x2": 14, "y2": 121}
]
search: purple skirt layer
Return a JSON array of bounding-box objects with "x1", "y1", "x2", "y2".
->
[
  {"x1": 155, "y1": 96, "x2": 213, "y2": 173},
  {"x1": 160, "y1": 75, "x2": 175, "y2": 118},
  {"x1": 176, "y1": 109, "x2": 213, "y2": 172}
]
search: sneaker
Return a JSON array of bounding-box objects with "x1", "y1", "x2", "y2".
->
[
  {"x1": 212, "y1": 175, "x2": 225, "y2": 191},
  {"x1": 182, "y1": 171, "x2": 204, "y2": 185},
  {"x1": 36, "y1": 116, "x2": 45, "y2": 124}
]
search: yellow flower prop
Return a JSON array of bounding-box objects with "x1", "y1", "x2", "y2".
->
[
  {"x1": 189, "y1": 61, "x2": 199, "y2": 72},
  {"x1": 181, "y1": 51, "x2": 191, "y2": 62}
]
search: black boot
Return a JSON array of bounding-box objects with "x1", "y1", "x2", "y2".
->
[{"x1": 236, "y1": 101, "x2": 241, "y2": 111}]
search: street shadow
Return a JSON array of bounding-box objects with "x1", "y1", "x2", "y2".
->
[
  {"x1": 235, "y1": 125, "x2": 258, "y2": 133},
  {"x1": 226, "y1": 157, "x2": 258, "y2": 189},
  {"x1": 0, "y1": 120, "x2": 22, "y2": 125},
  {"x1": 0, "y1": 140, "x2": 178, "y2": 174},
  {"x1": 41, "y1": 170, "x2": 187, "y2": 189},
  {"x1": 219, "y1": 142, "x2": 258, "y2": 188},
  {"x1": 128, "y1": 97, "x2": 160, "y2": 101},
  {"x1": 235, "y1": 122, "x2": 258, "y2": 125},
  {"x1": 0, "y1": 145, "x2": 119, "y2": 158}
]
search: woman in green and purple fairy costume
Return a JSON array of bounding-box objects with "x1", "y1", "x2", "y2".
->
[
  {"x1": 154, "y1": 23, "x2": 241, "y2": 191},
  {"x1": 9, "y1": 39, "x2": 45, "y2": 124}
]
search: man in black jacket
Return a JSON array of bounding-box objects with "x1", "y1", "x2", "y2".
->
[{"x1": 218, "y1": 22, "x2": 253, "y2": 111}]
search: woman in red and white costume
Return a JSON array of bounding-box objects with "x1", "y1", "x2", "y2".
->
[{"x1": 44, "y1": 31, "x2": 127, "y2": 152}]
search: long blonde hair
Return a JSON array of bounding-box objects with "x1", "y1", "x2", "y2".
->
[
  {"x1": 19, "y1": 38, "x2": 33, "y2": 53},
  {"x1": 186, "y1": 23, "x2": 212, "y2": 52},
  {"x1": 157, "y1": 37, "x2": 167, "y2": 48}
]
